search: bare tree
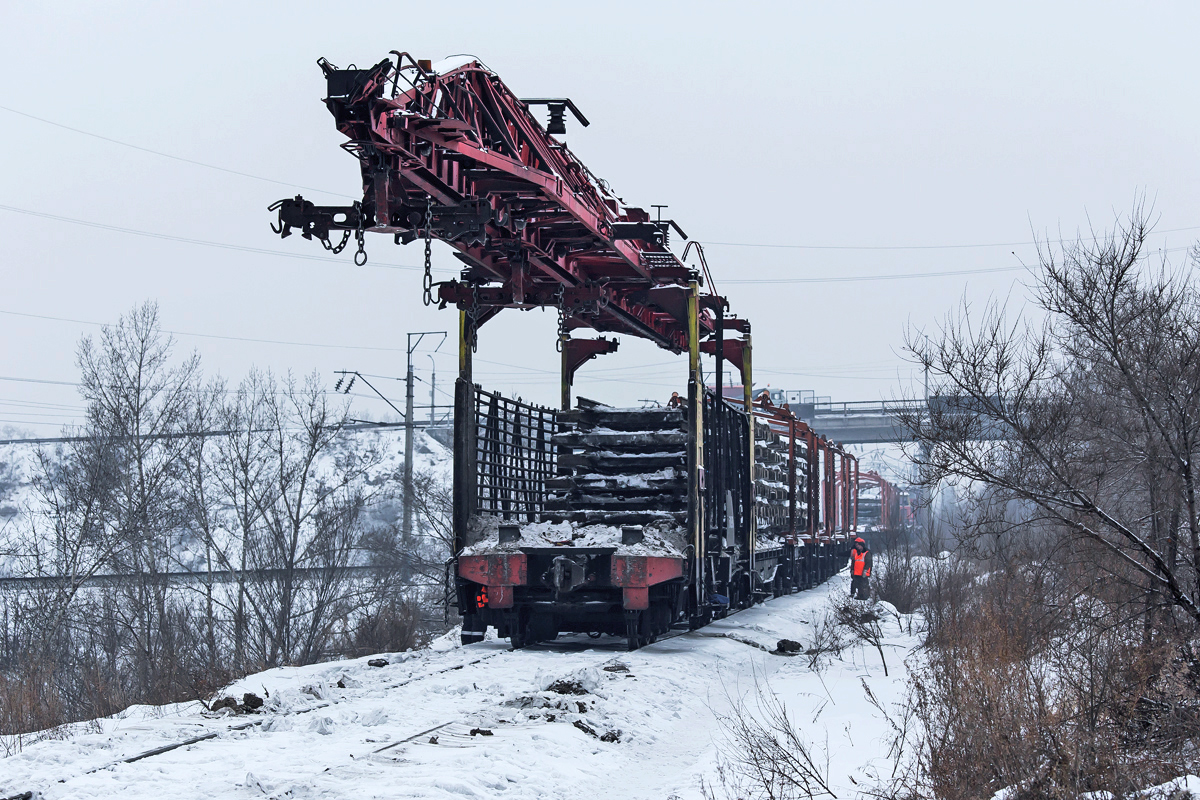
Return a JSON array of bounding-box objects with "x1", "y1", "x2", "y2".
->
[
  {"x1": 179, "y1": 377, "x2": 227, "y2": 678},
  {"x1": 16, "y1": 436, "x2": 120, "y2": 654},
  {"x1": 705, "y1": 673, "x2": 837, "y2": 800},
  {"x1": 197, "y1": 367, "x2": 276, "y2": 671},
  {"x1": 204, "y1": 370, "x2": 385, "y2": 667},
  {"x1": 2, "y1": 303, "x2": 445, "y2": 738},
  {"x1": 900, "y1": 205, "x2": 1200, "y2": 632},
  {"x1": 399, "y1": 469, "x2": 455, "y2": 586},
  {"x1": 887, "y1": 205, "x2": 1200, "y2": 796},
  {"x1": 75, "y1": 302, "x2": 201, "y2": 695},
  {"x1": 833, "y1": 591, "x2": 891, "y2": 676}
]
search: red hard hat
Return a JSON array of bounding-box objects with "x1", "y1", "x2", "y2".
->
[{"x1": 854, "y1": 537, "x2": 865, "y2": 544}]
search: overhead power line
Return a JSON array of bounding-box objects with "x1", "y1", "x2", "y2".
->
[
  {"x1": 723, "y1": 264, "x2": 1028, "y2": 284},
  {"x1": 720, "y1": 245, "x2": 1192, "y2": 284},
  {"x1": 0, "y1": 375, "x2": 79, "y2": 387},
  {"x1": 0, "y1": 308, "x2": 417, "y2": 354},
  {"x1": 0, "y1": 103, "x2": 355, "y2": 199},
  {"x1": 0, "y1": 204, "x2": 447, "y2": 274},
  {"x1": 7, "y1": 201, "x2": 1187, "y2": 287},
  {"x1": 3, "y1": 308, "x2": 693, "y2": 376},
  {"x1": 0, "y1": 420, "x2": 413, "y2": 447},
  {"x1": 700, "y1": 225, "x2": 1200, "y2": 251},
  {"x1": 0, "y1": 410, "x2": 80, "y2": 419},
  {"x1": 0, "y1": 397, "x2": 85, "y2": 410},
  {"x1": 0, "y1": 419, "x2": 69, "y2": 430},
  {"x1": 5, "y1": 103, "x2": 1195, "y2": 256},
  {"x1": 0, "y1": 376, "x2": 420, "y2": 420}
]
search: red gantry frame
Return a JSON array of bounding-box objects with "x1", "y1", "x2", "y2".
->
[{"x1": 272, "y1": 52, "x2": 868, "y2": 647}]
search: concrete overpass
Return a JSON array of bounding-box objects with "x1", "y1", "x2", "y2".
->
[
  {"x1": 796, "y1": 400, "x2": 925, "y2": 445},
  {"x1": 779, "y1": 397, "x2": 1010, "y2": 446}
]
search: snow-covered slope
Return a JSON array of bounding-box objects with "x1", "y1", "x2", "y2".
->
[
  {"x1": 0, "y1": 573, "x2": 921, "y2": 799},
  {"x1": 0, "y1": 430, "x2": 39, "y2": 525}
]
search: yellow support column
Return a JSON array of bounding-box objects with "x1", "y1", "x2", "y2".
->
[
  {"x1": 560, "y1": 334, "x2": 571, "y2": 411},
  {"x1": 459, "y1": 310, "x2": 473, "y2": 382},
  {"x1": 687, "y1": 281, "x2": 705, "y2": 569}
]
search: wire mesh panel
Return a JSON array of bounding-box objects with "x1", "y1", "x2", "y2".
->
[
  {"x1": 473, "y1": 386, "x2": 557, "y2": 521},
  {"x1": 703, "y1": 388, "x2": 752, "y2": 551}
]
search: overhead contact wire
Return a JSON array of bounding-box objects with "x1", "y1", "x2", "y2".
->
[{"x1": 0, "y1": 104, "x2": 355, "y2": 199}]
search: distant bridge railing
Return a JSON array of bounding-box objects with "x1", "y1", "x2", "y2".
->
[
  {"x1": 795, "y1": 396, "x2": 1010, "y2": 444},
  {"x1": 810, "y1": 399, "x2": 928, "y2": 417}
]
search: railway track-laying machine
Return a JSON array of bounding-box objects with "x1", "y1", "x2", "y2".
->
[{"x1": 272, "y1": 52, "x2": 908, "y2": 650}]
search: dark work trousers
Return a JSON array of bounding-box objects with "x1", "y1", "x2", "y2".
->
[{"x1": 850, "y1": 575, "x2": 870, "y2": 600}]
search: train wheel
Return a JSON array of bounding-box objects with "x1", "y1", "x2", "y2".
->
[
  {"x1": 624, "y1": 611, "x2": 643, "y2": 651},
  {"x1": 640, "y1": 607, "x2": 658, "y2": 646},
  {"x1": 507, "y1": 610, "x2": 530, "y2": 650}
]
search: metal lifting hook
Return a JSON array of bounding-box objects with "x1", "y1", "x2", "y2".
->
[{"x1": 353, "y1": 227, "x2": 367, "y2": 266}]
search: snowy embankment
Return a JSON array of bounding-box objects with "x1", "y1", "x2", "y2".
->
[{"x1": 1, "y1": 573, "x2": 920, "y2": 799}]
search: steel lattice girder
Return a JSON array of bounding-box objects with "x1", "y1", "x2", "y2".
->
[{"x1": 272, "y1": 53, "x2": 750, "y2": 353}]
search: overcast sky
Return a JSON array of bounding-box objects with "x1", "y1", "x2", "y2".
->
[{"x1": 3, "y1": 1, "x2": 1198, "y2": 434}]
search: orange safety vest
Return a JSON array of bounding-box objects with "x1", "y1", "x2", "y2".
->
[{"x1": 852, "y1": 549, "x2": 870, "y2": 577}]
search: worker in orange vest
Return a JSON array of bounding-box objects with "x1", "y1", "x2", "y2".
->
[{"x1": 849, "y1": 536, "x2": 872, "y2": 600}]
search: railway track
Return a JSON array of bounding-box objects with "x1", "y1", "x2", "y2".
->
[
  {"x1": 269, "y1": 618, "x2": 805, "y2": 792},
  {"x1": 2, "y1": 574, "x2": 867, "y2": 800},
  {"x1": 37, "y1": 647, "x2": 511, "y2": 788},
  {"x1": 10, "y1": 605, "x2": 765, "y2": 798}
]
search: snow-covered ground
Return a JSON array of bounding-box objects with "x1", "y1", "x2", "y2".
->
[{"x1": 0, "y1": 572, "x2": 921, "y2": 799}]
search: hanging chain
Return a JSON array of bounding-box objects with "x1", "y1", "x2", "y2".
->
[
  {"x1": 469, "y1": 281, "x2": 480, "y2": 352},
  {"x1": 555, "y1": 287, "x2": 567, "y2": 352},
  {"x1": 422, "y1": 198, "x2": 434, "y2": 306},
  {"x1": 322, "y1": 230, "x2": 351, "y2": 254},
  {"x1": 352, "y1": 208, "x2": 368, "y2": 266}
]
